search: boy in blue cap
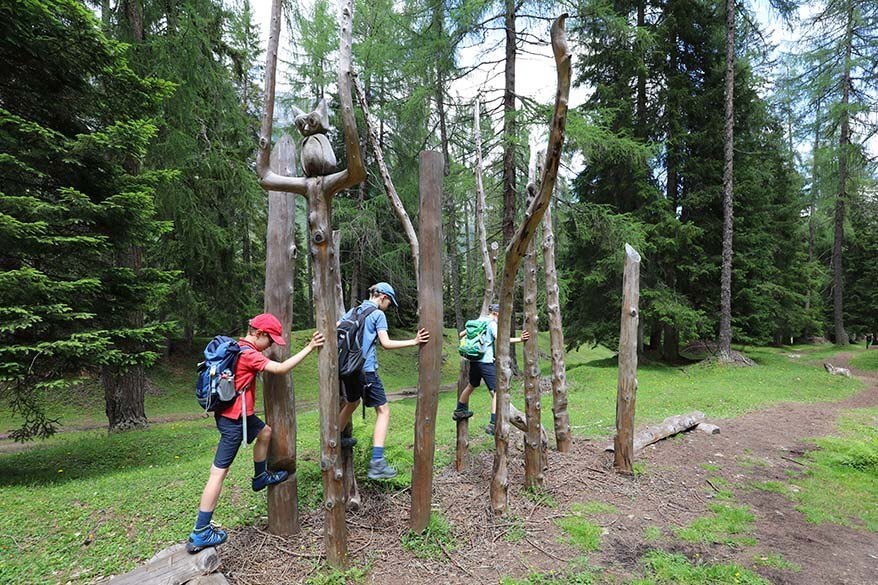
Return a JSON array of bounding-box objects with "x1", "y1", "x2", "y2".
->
[{"x1": 338, "y1": 282, "x2": 430, "y2": 479}]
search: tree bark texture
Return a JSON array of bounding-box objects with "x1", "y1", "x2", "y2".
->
[
  {"x1": 263, "y1": 134, "x2": 299, "y2": 534},
  {"x1": 454, "y1": 358, "x2": 470, "y2": 472},
  {"x1": 108, "y1": 543, "x2": 219, "y2": 585},
  {"x1": 410, "y1": 151, "x2": 444, "y2": 532},
  {"x1": 492, "y1": 14, "x2": 570, "y2": 515},
  {"x1": 614, "y1": 244, "x2": 641, "y2": 474},
  {"x1": 717, "y1": 0, "x2": 735, "y2": 361},
  {"x1": 541, "y1": 187, "x2": 571, "y2": 452},
  {"x1": 833, "y1": 7, "x2": 853, "y2": 346},
  {"x1": 332, "y1": 230, "x2": 360, "y2": 512},
  {"x1": 522, "y1": 187, "x2": 542, "y2": 489}
]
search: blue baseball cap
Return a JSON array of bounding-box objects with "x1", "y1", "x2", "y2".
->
[{"x1": 373, "y1": 282, "x2": 399, "y2": 307}]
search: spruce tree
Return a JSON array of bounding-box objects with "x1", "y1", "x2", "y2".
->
[{"x1": 0, "y1": 0, "x2": 172, "y2": 438}]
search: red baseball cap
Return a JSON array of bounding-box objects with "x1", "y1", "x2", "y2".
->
[{"x1": 249, "y1": 313, "x2": 287, "y2": 346}]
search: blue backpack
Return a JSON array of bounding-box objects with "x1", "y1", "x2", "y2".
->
[{"x1": 195, "y1": 336, "x2": 251, "y2": 412}]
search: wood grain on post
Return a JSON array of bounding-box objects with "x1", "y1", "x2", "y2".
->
[
  {"x1": 523, "y1": 185, "x2": 542, "y2": 489},
  {"x1": 108, "y1": 543, "x2": 219, "y2": 585},
  {"x1": 332, "y1": 231, "x2": 360, "y2": 512},
  {"x1": 540, "y1": 173, "x2": 571, "y2": 452},
  {"x1": 410, "y1": 151, "x2": 444, "y2": 532},
  {"x1": 454, "y1": 358, "x2": 470, "y2": 472},
  {"x1": 614, "y1": 243, "x2": 641, "y2": 474},
  {"x1": 263, "y1": 134, "x2": 299, "y2": 534},
  {"x1": 491, "y1": 14, "x2": 570, "y2": 515}
]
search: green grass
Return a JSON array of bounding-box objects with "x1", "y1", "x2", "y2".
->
[
  {"x1": 0, "y1": 339, "x2": 862, "y2": 583},
  {"x1": 749, "y1": 480, "x2": 789, "y2": 494},
  {"x1": 752, "y1": 553, "x2": 800, "y2": 572},
  {"x1": 571, "y1": 501, "x2": 618, "y2": 516},
  {"x1": 700, "y1": 463, "x2": 721, "y2": 472},
  {"x1": 643, "y1": 526, "x2": 663, "y2": 542},
  {"x1": 850, "y1": 349, "x2": 878, "y2": 371},
  {"x1": 501, "y1": 569, "x2": 599, "y2": 585},
  {"x1": 631, "y1": 551, "x2": 769, "y2": 584},
  {"x1": 304, "y1": 565, "x2": 369, "y2": 585},
  {"x1": 556, "y1": 505, "x2": 604, "y2": 552},
  {"x1": 400, "y1": 512, "x2": 454, "y2": 560},
  {"x1": 674, "y1": 503, "x2": 757, "y2": 547},
  {"x1": 790, "y1": 408, "x2": 878, "y2": 531}
]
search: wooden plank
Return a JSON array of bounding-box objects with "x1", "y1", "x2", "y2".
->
[
  {"x1": 186, "y1": 573, "x2": 229, "y2": 585},
  {"x1": 614, "y1": 244, "x2": 641, "y2": 473},
  {"x1": 410, "y1": 150, "x2": 444, "y2": 532}
]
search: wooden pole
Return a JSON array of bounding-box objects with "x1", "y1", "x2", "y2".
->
[
  {"x1": 332, "y1": 231, "x2": 360, "y2": 512},
  {"x1": 522, "y1": 186, "x2": 542, "y2": 489},
  {"x1": 263, "y1": 134, "x2": 299, "y2": 534},
  {"x1": 540, "y1": 162, "x2": 571, "y2": 452},
  {"x1": 614, "y1": 244, "x2": 641, "y2": 474},
  {"x1": 491, "y1": 14, "x2": 570, "y2": 515},
  {"x1": 410, "y1": 151, "x2": 444, "y2": 532}
]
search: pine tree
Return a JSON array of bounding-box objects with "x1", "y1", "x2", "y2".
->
[{"x1": 0, "y1": 0, "x2": 173, "y2": 438}]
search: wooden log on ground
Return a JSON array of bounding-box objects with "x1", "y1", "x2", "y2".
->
[
  {"x1": 614, "y1": 244, "x2": 641, "y2": 474},
  {"x1": 410, "y1": 150, "x2": 444, "y2": 532},
  {"x1": 606, "y1": 411, "x2": 706, "y2": 453},
  {"x1": 824, "y1": 362, "x2": 852, "y2": 378},
  {"x1": 696, "y1": 423, "x2": 720, "y2": 435},
  {"x1": 109, "y1": 544, "x2": 219, "y2": 585}
]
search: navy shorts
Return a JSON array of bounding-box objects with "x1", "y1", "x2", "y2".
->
[
  {"x1": 341, "y1": 371, "x2": 387, "y2": 408},
  {"x1": 468, "y1": 361, "x2": 496, "y2": 393},
  {"x1": 213, "y1": 414, "x2": 266, "y2": 469}
]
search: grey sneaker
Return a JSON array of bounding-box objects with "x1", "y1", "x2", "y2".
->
[
  {"x1": 484, "y1": 423, "x2": 495, "y2": 436},
  {"x1": 452, "y1": 407, "x2": 474, "y2": 421},
  {"x1": 367, "y1": 457, "x2": 398, "y2": 480}
]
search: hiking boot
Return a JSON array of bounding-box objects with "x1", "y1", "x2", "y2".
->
[
  {"x1": 186, "y1": 523, "x2": 227, "y2": 554},
  {"x1": 252, "y1": 469, "x2": 289, "y2": 492},
  {"x1": 484, "y1": 423, "x2": 495, "y2": 436},
  {"x1": 367, "y1": 457, "x2": 398, "y2": 480},
  {"x1": 452, "y1": 407, "x2": 474, "y2": 421},
  {"x1": 340, "y1": 436, "x2": 358, "y2": 448}
]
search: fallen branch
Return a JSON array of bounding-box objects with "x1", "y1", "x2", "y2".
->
[{"x1": 605, "y1": 411, "x2": 706, "y2": 453}]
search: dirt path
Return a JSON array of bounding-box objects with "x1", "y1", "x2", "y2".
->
[{"x1": 217, "y1": 353, "x2": 878, "y2": 584}]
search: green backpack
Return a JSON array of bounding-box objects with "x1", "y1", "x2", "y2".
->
[{"x1": 458, "y1": 319, "x2": 490, "y2": 361}]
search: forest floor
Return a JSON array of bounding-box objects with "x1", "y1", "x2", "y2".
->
[{"x1": 219, "y1": 352, "x2": 878, "y2": 585}]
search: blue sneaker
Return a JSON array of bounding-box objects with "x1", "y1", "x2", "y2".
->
[
  {"x1": 186, "y1": 523, "x2": 227, "y2": 554},
  {"x1": 252, "y1": 469, "x2": 289, "y2": 492},
  {"x1": 367, "y1": 457, "x2": 398, "y2": 480}
]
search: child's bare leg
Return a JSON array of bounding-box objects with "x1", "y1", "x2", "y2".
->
[
  {"x1": 372, "y1": 403, "x2": 390, "y2": 448},
  {"x1": 339, "y1": 400, "x2": 360, "y2": 430},
  {"x1": 253, "y1": 424, "x2": 272, "y2": 462},
  {"x1": 199, "y1": 465, "x2": 229, "y2": 512}
]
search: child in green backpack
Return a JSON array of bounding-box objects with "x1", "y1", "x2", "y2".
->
[{"x1": 452, "y1": 303, "x2": 529, "y2": 435}]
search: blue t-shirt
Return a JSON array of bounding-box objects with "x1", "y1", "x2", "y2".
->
[
  {"x1": 479, "y1": 319, "x2": 498, "y2": 364},
  {"x1": 341, "y1": 300, "x2": 387, "y2": 372}
]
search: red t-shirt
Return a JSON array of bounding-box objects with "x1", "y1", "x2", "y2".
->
[{"x1": 220, "y1": 339, "x2": 269, "y2": 420}]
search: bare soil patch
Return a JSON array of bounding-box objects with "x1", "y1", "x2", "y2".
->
[{"x1": 218, "y1": 354, "x2": 878, "y2": 584}]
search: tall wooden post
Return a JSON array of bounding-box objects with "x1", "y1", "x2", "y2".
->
[
  {"x1": 410, "y1": 151, "x2": 444, "y2": 532},
  {"x1": 491, "y1": 14, "x2": 570, "y2": 515},
  {"x1": 614, "y1": 244, "x2": 641, "y2": 474},
  {"x1": 540, "y1": 167, "x2": 571, "y2": 452},
  {"x1": 263, "y1": 134, "x2": 299, "y2": 534},
  {"x1": 523, "y1": 188, "x2": 542, "y2": 489},
  {"x1": 332, "y1": 231, "x2": 360, "y2": 512}
]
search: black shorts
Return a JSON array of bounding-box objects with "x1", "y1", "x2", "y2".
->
[
  {"x1": 468, "y1": 361, "x2": 496, "y2": 393},
  {"x1": 213, "y1": 414, "x2": 266, "y2": 469},
  {"x1": 340, "y1": 371, "x2": 387, "y2": 408}
]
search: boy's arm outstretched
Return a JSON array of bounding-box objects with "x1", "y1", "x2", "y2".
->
[
  {"x1": 263, "y1": 331, "x2": 325, "y2": 375},
  {"x1": 377, "y1": 328, "x2": 430, "y2": 349}
]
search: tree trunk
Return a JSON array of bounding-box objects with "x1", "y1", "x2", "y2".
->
[
  {"x1": 501, "y1": 0, "x2": 517, "y2": 246},
  {"x1": 717, "y1": 0, "x2": 735, "y2": 361},
  {"x1": 614, "y1": 245, "x2": 641, "y2": 474},
  {"x1": 832, "y1": 7, "x2": 853, "y2": 346},
  {"x1": 263, "y1": 134, "x2": 299, "y2": 534},
  {"x1": 492, "y1": 15, "x2": 570, "y2": 515},
  {"x1": 474, "y1": 95, "x2": 495, "y2": 316},
  {"x1": 806, "y1": 99, "x2": 820, "y2": 321},
  {"x1": 522, "y1": 184, "x2": 542, "y2": 488},
  {"x1": 410, "y1": 151, "x2": 444, "y2": 532},
  {"x1": 541, "y1": 190, "x2": 571, "y2": 451}
]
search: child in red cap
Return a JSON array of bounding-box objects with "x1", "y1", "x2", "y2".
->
[{"x1": 187, "y1": 313, "x2": 324, "y2": 553}]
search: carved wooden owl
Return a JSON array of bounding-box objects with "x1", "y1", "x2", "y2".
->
[{"x1": 292, "y1": 98, "x2": 337, "y2": 177}]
